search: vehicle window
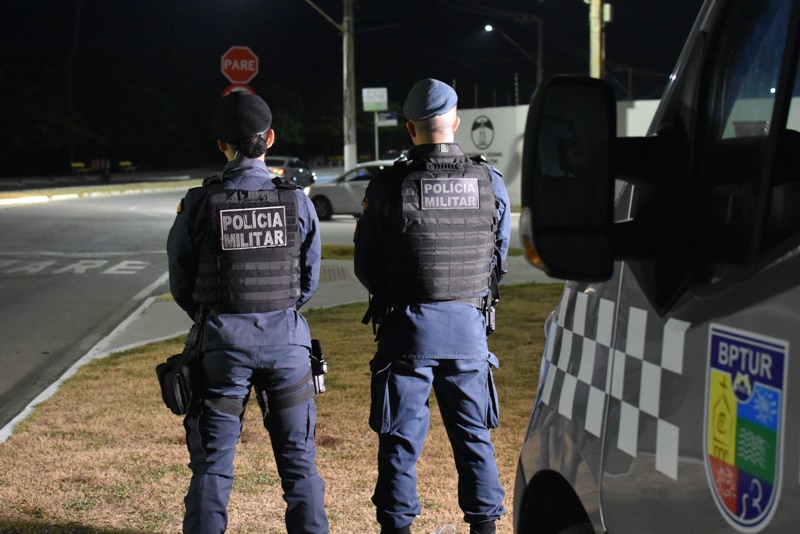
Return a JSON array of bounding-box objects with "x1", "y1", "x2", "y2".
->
[
  {"x1": 345, "y1": 167, "x2": 377, "y2": 182},
  {"x1": 716, "y1": 10, "x2": 784, "y2": 140},
  {"x1": 789, "y1": 65, "x2": 800, "y2": 132},
  {"x1": 764, "y1": 41, "x2": 800, "y2": 250},
  {"x1": 693, "y1": 0, "x2": 797, "y2": 284}
]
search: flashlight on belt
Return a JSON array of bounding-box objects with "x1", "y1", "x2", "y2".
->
[{"x1": 310, "y1": 339, "x2": 328, "y2": 394}]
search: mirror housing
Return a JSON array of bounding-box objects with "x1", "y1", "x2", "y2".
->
[{"x1": 520, "y1": 76, "x2": 617, "y2": 281}]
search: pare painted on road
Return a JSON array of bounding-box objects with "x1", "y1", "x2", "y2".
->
[{"x1": 0, "y1": 259, "x2": 150, "y2": 275}]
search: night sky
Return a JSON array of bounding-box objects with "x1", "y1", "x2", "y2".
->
[{"x1": 2, "y1": 0, "x2": 705, "y2": 174}]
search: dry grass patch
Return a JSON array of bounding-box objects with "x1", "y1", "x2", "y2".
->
[{"x1": 0, "y1": 283, "x2": 563, "y2": 533}]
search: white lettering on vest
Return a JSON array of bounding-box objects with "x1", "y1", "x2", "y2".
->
[
  {"x1": 220, "y1": 206, "x2": 288, "y2": 250},
  {"x1": 420, "y1": 178, "x2": 480, "y2": 210}
]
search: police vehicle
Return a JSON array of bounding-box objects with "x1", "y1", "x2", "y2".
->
[{"x1": 515, "y1": 0, "x2": 800, "y2": 532}]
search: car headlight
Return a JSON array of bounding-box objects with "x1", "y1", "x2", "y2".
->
[{"x1": 303, "y1": 186, "x2": 312, "y2": 196}]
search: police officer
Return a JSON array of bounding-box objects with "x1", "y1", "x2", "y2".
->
[
  {"x1": 167, "y1": 91, "x2": 329, "y2": 534},
  {"x1": 354, "y1": 79, "x2": 510, "y2": 534}
]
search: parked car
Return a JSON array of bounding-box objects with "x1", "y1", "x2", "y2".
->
[
  {"x1": 265, "y1": 156, "x2": 316, "y2": 187},
  {"x1": 515, "y1": 0, "x2": 800, "y2": 532},
  {"x1": 381, "y1": 148, "x2": 408, "y2": 160},
  {"x1": 304, "y1": 160, "x2": 395, "y2": 220}
]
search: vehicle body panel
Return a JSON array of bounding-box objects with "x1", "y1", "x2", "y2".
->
[
  {"x1": 515, "y1": 0, "x2": 800, "y2": 531},
  {"x1": 305, "y1": 160, "x2": 395, "y2": 219}
]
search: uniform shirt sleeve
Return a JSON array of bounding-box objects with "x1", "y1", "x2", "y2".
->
[
  {"x1": 296, "y1": 191, "x2": 321, "y2": 309},
  {"x1": 490, "y1": 168, "x2": 511, "y2": 279},
  {"x1": 166, "y1": 188, "x2": 203, "y2": 318},
  {"x1": 353, "y1": 173, "x2": 387, "y2": 294}
]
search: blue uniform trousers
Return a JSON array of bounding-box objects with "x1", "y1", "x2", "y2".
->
[
  {"x1": 369, "y1": 355, "x2": 506, "y2": 528},
  {"x1": 183, "y1": 344, "x2": 328, "y2": 534}
]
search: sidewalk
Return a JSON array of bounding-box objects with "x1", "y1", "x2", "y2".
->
[{"x1": 0, "y1": 168, "x2": 212, "y2": 191}]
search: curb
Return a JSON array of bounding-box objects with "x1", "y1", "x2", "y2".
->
[{"x1": 0, "y1": 178, "x2": 202, "y2": 207}]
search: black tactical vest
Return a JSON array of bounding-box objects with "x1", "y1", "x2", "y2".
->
[
  {"x1": 381, "y1": 157, "x2": 497, "y2": 303},
  {"x1": 192, "y1": 178, "x2": 302, "y2": 313}
]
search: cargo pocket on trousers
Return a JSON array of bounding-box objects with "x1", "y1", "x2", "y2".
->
[
  {"x1": 369, "y1": 359, "x2": 392, "y2": 434},
  {"x1": 486, "y1": 354, "x2": 500, "y2": 429}
]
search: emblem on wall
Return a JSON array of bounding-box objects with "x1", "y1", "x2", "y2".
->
[{"x1": 471, "y1": 116, "x2": 494, "y2": 150}]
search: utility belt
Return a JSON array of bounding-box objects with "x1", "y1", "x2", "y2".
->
[
  {"x1": 155, "y1": 308, "x2": 207, "y2": 416},
  {"x1": 156, "y1": 309, "x2": 329, "y2": 417},
  {"x1": 361, "y1": 294, "x2": 497, "y2": 336}
]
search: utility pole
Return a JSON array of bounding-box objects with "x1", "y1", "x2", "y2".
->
[
  {"x1": 342, "y1": 0, "x2": 356, "y2": 171},
  {"x1": 587, "y1": 0, "x2": 612, "y2": 79},
  {"x1": 304, "y1": 0, "x2": 357, "y2": 171}
]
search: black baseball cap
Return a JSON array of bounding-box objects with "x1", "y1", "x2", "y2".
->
[{"x1": 212, "y1": 92, "x2": 272, "y2": 144}]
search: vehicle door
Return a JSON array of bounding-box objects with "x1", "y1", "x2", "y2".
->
[
  {"x1": 518, "y1": 0, "x2": 800, "y2": 532},
  {"x1": 598, "y1": 0, "x2": 800, "y2": 531},
  {"x1": 331, "y1": 165, "x2": 379, "y2": 213}
]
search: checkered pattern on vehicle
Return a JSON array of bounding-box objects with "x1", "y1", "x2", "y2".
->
[{"x1": 539, "y1": 286, "x2": 690, "y2": 480}]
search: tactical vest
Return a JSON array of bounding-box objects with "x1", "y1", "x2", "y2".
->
[
  {"x1": 192, "y1": 178, "x2": 302, "y2": 313},
  {"x1": 381, "y1": 157, "x2": 497, "y2": 303}
]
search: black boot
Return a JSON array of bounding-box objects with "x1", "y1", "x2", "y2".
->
[{"x1": 470, "y1": 520, "x2": 496, "y2": 534}]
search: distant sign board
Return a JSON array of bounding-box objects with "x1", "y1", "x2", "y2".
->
[
  {"x1": 377, "y1": 111, "x2": 398, "y2": 127},
  {"x1": 362, "y1": 87, "x2": 388, "y2": 112}
]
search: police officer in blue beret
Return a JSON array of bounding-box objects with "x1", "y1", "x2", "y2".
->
[
  {"x1": 167, "y1": 91, "x2": 329, "y2": 533},
  {"x1": 354, "y1": 79, "x2": 510, "y2": 534}
]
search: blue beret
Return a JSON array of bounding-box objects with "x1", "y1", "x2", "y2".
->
[
  {"x1": 403, "y1": 78, "x2": 458, "y2": 120},
  {"x1": 212, "y1": 92, "x2": 272, "y2": 144}
]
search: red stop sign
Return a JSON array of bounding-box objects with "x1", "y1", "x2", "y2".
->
[{"x1": 221, "y1": 46, "x2": 259, "y2": 84}]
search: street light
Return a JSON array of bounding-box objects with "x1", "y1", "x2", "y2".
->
[
  {"x1": 484, "y1": 21, "x2": 544, "y2": 91},
  {"x1": 304, "y1": 0, "x2": 357, "y2": 172}
]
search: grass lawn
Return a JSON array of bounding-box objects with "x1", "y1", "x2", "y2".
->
[{"x1": 0, "y1": 283, "x2": 563, "y2": 533}]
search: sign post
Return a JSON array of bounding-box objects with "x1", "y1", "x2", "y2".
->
[
  {"x1": 221, "y1": 46, "x2": 259, "y2": 87},
  {"x1": 362, "y1": 87, "x2": 388, "y2": 159}
]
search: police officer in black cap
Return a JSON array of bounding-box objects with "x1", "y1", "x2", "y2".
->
[
  {"x1": 354, "y1": 79, "x2": 509, "y2": 534},
  {"x1": 167, "y1": 91, "x2": 329, "y2": 533}
]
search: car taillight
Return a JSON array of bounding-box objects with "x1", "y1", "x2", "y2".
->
[{"x1": 268, "y1": 168, "x2": 285, "y2": 175}]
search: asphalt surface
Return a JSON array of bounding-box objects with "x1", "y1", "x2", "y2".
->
[{"x1": 0, "y1": 169, "x2": 557, "y2": 442}]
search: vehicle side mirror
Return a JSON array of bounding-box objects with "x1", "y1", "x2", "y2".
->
[{"x1": 520, "y1": 76, "x2": 616, "y2": 281}]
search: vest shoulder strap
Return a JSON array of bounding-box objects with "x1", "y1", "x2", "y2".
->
[
  {"x1": 399, "y1": 156, "x2": 465, "y2": 172},
  {"x1": 469, "y1": 154, "x2": 503, "y2": 177},
  {"x1": 202, "y1": 174, "x2": 223, "y2": 187},
  {"x1": 273, "y1": 177, "x2": 300, "y2": 190},
  {"x1": 202, "y1": 175, "x2": 296, "y2": 199}
]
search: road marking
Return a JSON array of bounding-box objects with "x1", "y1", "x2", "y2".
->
[{"x1": 0, "y1": 253, "x2": 163, "y2": 276}]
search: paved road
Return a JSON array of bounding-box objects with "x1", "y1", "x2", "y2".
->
[
  {"x1": 0, "y1": 190, "x2": 180, "y2": 428},
  {"x1": 0, "y1": 173, "x2": 557, "y2": 442}
]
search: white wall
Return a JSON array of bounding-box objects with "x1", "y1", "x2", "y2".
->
[{"x1": 455, "y1": 100, "x2": 660, "y2": 206}]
